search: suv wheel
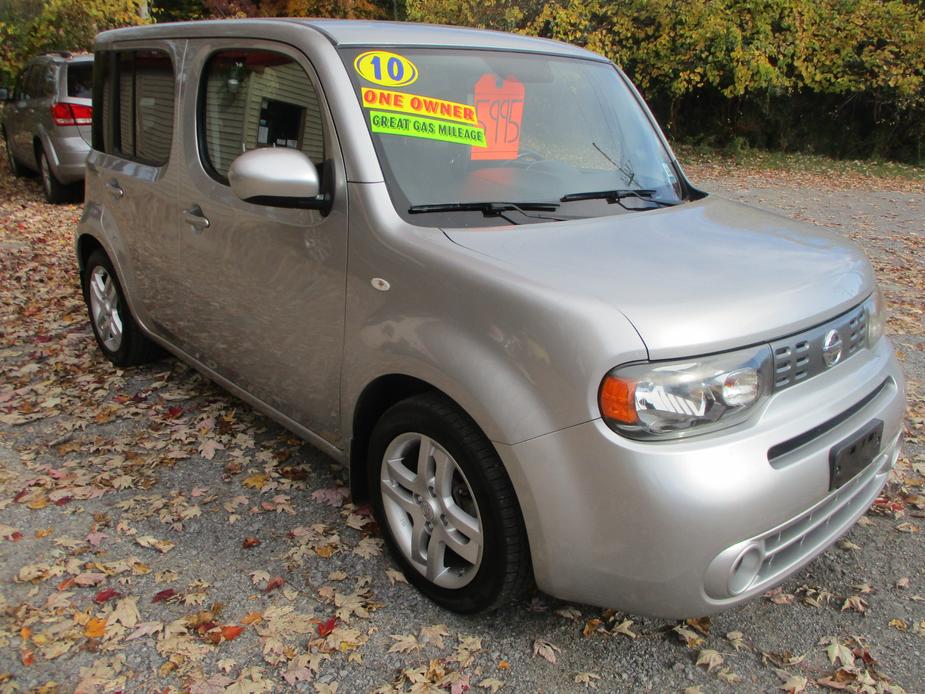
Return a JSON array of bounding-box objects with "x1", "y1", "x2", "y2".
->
[
  {"x1": 38, "y1": 145, "x2": 70, "y2": 203},
  {"x1": 368, "y1": 393, "x2": 531, "y2": 613},
  {"x1": 4, "y1": 130, "x2": 23, "y2": 177},
  {"x1": 83, "y1": 249, "x2": 162, "y2": 367}
]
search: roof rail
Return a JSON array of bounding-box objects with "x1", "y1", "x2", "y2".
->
[{"x1": 46, "y1": 50, "x2": 73, "y2": 59}]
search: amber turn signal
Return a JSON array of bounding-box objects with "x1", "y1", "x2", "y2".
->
[{"x1": 599, "y1": 375, "x2": 638, "y2": 424}]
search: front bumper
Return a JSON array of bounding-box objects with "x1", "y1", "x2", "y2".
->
[{"x1": 496, "y1": 337, "x2": 905, "y2": 618}]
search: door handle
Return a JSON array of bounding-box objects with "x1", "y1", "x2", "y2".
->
[
  {"x1": 182, "y1": 205, "x2": 211, "y2": 232},
  {"x1": 105, "y1": 179, "x2": 124, "y2": 199}
]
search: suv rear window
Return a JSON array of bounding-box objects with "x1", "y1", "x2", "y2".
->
[{"x1": 67, "y1": 62, "x2": 92, "y2": 98}]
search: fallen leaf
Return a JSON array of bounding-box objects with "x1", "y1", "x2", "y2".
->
[
  {"x1": 478, "y1": 678, "x2": 504, "y2": 693},
  {"x1": 696, "y1": 648, "x2": 724, "y2": 672},
  {"x1": 775, "y1": 669, "x2": 808, "y2": 693},
  {"x1": 84, "y1": 618, "x2": 106, "y2": 638},
  {"x1": 317, "y1": 617, "x2": 337, "y2": 637},
  {"x1": 220, "y1": 625, "x2": 244, "y2": 641},
  {"x1": 94, "y1": 589, "x2": 122, "y2": 604},
  {"x1": 574, "y1": 671, "x2": 601, "y2": 688},
  {"x1": 388, "y1": 633, "x2": 421, "y2": 654},
  {"x1": 612, "y1": 618, "x2": 636, "y2": 639},
  {"x1": 532, "y1": 639, "x2": 561, "y2": 664},
  {"x1": 841, "y1": 595, "x2": 868, "y2": 613},
  {"x1": 673, "y1": 625, "x2": 704, "y2": 648}
]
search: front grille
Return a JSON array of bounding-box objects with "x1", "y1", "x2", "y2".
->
[
  {"x1": 771, "y1": 304, "x2": 867, "y2": 391},
  {"x1": 755, "y1": 436, "x2": 895, "y2": 585}
]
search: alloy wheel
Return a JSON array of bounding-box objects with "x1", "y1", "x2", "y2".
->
[
  {"x1": 380, "y1": 433, "x2": 483, "y2": 589},
  {"x1": 89, "y1": 265, "x2": 123, "y2": 352}
]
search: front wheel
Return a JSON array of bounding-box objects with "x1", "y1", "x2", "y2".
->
[
  {"x1": 83, "y1": 249, "x2": 162, "y2": 367},
  {"x1": 368, "y1": 393, "x2": 531, "y2": 613}
]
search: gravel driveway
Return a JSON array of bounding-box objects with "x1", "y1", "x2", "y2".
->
[{"x1": 1, "y1": 158, "x2": 923, "y2": 694}]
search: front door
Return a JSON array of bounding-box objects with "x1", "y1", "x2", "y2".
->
[{"x1": 175, "y1": 40, "x2": 348, "y2": 444}]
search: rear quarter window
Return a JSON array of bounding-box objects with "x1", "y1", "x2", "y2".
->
[{"x1": 92, "y1": 49, "x2": 176, "y2": 166}]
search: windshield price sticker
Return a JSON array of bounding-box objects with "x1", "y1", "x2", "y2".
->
[
  {"x1": 471, "y1": 74, "x2": 524, "y2": 160},
  {"x1": 362, "y1": 87, "x2": 478, "y2": 126},
  {"x1": 369, "y1": 111, "x2": 486, "y2": 148},
  {"x1": 354, "y1": 50, "x2": 418, "y2": 87}
]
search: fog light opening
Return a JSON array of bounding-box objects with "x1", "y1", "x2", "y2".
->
[{"x1": 728, "y1": 544, "x2": 763, "y2": 595}]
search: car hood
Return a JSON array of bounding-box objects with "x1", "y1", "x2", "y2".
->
[{"x1": 444, "y1": 195, "x2": 874, "y2": 359}]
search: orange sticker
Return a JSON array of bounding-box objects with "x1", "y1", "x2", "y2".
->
[
  {"x1": 361, "y1": 87, "x2": 478, "y2": 126},
  {"x1": 471, "y1": 75, "x2": 524, "y2": 160}
]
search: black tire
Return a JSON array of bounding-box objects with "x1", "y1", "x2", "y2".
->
[
  {"x1": 82, "y1": 249, "x2": 162, "y2": 367},
  {"x1": 4, "y1": 129, "x2": 24, "y2": 177},
  {"x1": 38, "y1": 145, "x2": 71, "y2": 204},
  {"x1": 368, "y1": 392, "x2": 531, "y2": 613}
]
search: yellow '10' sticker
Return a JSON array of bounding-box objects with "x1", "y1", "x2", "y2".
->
[{"x1": 354, "y1": 50, "x2": 418, "y2": 87}]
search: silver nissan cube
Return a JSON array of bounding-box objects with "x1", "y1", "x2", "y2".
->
[{"x1": 76, "y1": 19, "x2": 906, "y2": 616}]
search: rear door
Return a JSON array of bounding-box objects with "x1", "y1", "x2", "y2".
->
[
  {"x1": 174, "y1": 38, "x2": 348, "y2": 443},
  {"x1": 86, "y1": 42, "x2": 184, "y2": 335}
]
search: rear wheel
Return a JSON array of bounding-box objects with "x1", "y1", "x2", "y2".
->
[
  {"x1": 38, "y1": 145, "x2": 69, "y2": 204},
  {"x1": 368, "y1": 393, "x2": 531, "y2": 613},
  {"x1": 4, "y1": 130, "x2": 23, "y2": 177},
  {"x1": 83, "y1": 249, "x2": 162, "y2": 367}
]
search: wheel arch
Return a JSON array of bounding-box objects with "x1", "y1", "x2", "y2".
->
[
  {"x1": 348, "y1": 374, "x2": 479, "y2": 503},
  {"x1": 76, "y1": 232, "x2": 104, "y2": 277}
]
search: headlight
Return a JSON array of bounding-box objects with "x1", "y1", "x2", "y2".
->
[
  {"x1": 866, "y1": 289, "x2": 886, "y2": 347},
  {"x1": 599, "y1": 345, "x2": 773, "y2": 440}
]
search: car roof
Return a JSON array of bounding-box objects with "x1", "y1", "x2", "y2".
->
[
  {"x1": 95, "y1": 18, "x2": 607, "y2": 62},
  {"x1": 27, "y1": 53, "x2": 92, "y2": 66}
]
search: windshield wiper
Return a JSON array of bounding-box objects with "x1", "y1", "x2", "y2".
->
[
  {"x1": 409, "y1": 201, "x2": 560, "y2": 214},
  {"x1": 559, "y1": 189, "x2": 678, "y2": 207}
]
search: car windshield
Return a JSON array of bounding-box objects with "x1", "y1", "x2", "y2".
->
[{"x1": 340, "y1": 47, "x2": 685, "y2": 227}]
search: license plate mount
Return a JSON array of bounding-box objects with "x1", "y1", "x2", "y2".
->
[{"x1": 829, "y1": 419, "x2": 883, "y2": 491}]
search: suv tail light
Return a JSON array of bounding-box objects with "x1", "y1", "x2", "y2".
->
[{"x1": 51, "y1": 102, "x2": 92, "y2": 126}]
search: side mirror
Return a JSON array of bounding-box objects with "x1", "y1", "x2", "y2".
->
[{"x1": 228, "y1": 148, "x2": 329, "y2": 211}]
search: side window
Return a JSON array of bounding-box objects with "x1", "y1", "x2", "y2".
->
[
  {"x1": 24, "y1": 66, "x2": 44, "y2": 99},
  {"x1": 200, "y1": 49, "x2": 325, "y2": 181},
  {"x1": 93, "y1": 49, "x2": 175, "y2": 165},
  {"x1": 14, "y1": 68, "x2": 30, "y2": 100},
  {"x1": 41, "y1": 65, "x2": 57, "y2": 97}
]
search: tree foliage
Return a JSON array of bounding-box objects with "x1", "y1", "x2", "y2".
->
[
  {"x1": 0, "y1": 0, "x2": 148, "y2": 84},
  {"x1": 152, "y1": 0, "x2": 389, "y2": 21},
  {"x1": 409, "y1": 0, "x2": 925, "y2": 162}
]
